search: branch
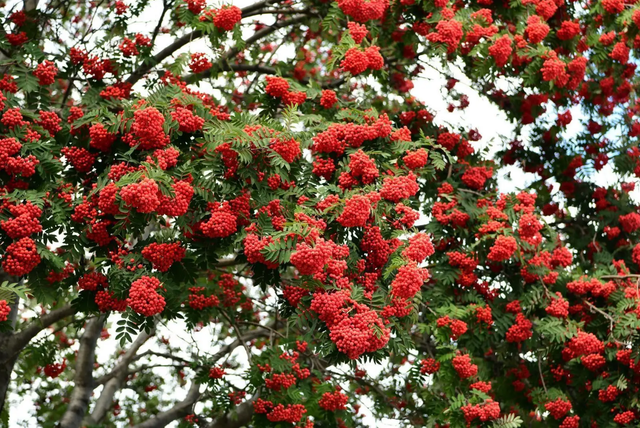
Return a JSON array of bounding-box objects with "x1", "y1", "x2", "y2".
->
[
  {"x1": 182, "y1": 14, "x2": 308, "y2": 84},
  {"x1": 86, "y1": 330, "x2": 154, "y2": 424},
  {"x1": 11, "y1": 303, "x2": 77, "y2": 353},
  {"x1": 600, "y1": 274, "x2": 640, "y2": 279},
  {"x1": 132, "y1": 381, "x2": 201, "y2": 428},
  {"x1": 126, "y1": 1, "x2": 283, "y2": 86},
  {"x1": 59, "y1": 315, "x2": 106, "y2": 428},
  {"x1": 206, "y1": 394, "x2": 257, "y2": 428}
]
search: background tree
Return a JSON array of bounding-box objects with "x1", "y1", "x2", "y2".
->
[{"x1": 0, "y1": 0, "x2": 639, "y2": 427}]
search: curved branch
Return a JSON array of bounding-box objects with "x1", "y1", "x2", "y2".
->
[
  {"x1": 125, "y1": 1, "x2": 289, "y2": 86},
  {"x1": 182, "y1": 14, "x2": 308, "y2": 84},
  {"x1": 59, "y1": 315, "x2": 106, "y2": 428},
  {"x1": 11, "y1": 303, "x2": 77, "y2": 353},
  {"x1": 206, "y1": 395, "x2": 257, "y2": 428},
  {"x1": 86, "y1": 330, "x2": 154, "y2": 424},
  {"x1": 129, "y1": 328, "x2": 269, "y2": 428},
  {"x1": 132, "y1": 381, "x2": 201, "y2": 428}
]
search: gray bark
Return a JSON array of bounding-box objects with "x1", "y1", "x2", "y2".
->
[{"x1": 58, "y1": 316, "x2": 107, "y2": 428}]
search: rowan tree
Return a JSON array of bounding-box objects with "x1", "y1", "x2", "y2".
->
[{"x1": 0, "y1": 0, "x2": 639, "y2": 427}]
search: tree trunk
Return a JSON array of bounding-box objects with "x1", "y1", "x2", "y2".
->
[
  {"x1": 0, "y1": 354, "x2": 18, "y2": 417},
  {"x1": 58, "y1": 316, "x2": 106, "y2": 428}
]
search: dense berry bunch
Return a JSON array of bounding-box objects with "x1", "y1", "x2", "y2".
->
[
  {"x1": 337, "y1": 0, "x2": 388, "y2": 22},
  {"x1": 120, "y1": 179, "x2": 160, "y2": 213},
  {"x1": 487, "y1": 235, "x2": 517, "y2": 261},
  {"x1": 189, "y1": 53, "x2": 212, "y2": 74},
  {"x1": 211, "y1": 5, "x2": 242, "y2": 31},
  {"x1": 33, "y1": 60, "x2": 57, "y2": 85},
  {"x1": 390, "y1": 263, "x2": 428, "y2": 300},
  {"x1": 505, "y1": 313, "x2": 533, "y2": 343},
  {"x1": 2, "y1": 238, "x2": 41, "y2": 276},
  {"x1": 171, "y1": 107, "x2": 204, "y2": 133},
  {"x1": 0, "y1": 300, "x2": 10, "y2": 322},
  {"x1": 127, "y1": 276, "x2": 166, "y2": 316},
  {"x1": 78, "y1": 272, "x2": 108, "y2": 291},
  {"x1": 124, "y1": 107, "x2": 169, "y2": 150},
  {"x1": 420, "y1": 358, "x2": 440, "y2": 374},
  {"x1": 318, "y1": 390, "x2": 348, "y2": 411},
  {"x1": 319, "y1": 89, "x2": 338, "y2": 108},
  {"x1": 142, "y1": 242, "x2": 186, "y2": 272},
  {"x1": 452, "y1": 354, "x2": 478, "y2": 379},
  {"x1": 545, "y1": 398, "x2": 572, "y2": 420},
  {"x1": 461, "y1": 399, "x2": 501, "y2": 423},
  {"x1": 337, "y1": 195, "x2": 371, "y2": 227}
]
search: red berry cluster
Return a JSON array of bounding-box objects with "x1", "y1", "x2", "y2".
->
[
  {"x1": 127, "y1": 276, "x2": 166, "y2": 316},
  {"x1": 328, "y1": 303, "x2": 390, "y2": 359},
  {"x1": 380, "y1": 173, "x2": 419, "y2": 202},
  {"x1": 437, "y1": 316, "x2": 468, "y2": 340},
  {"x1": 427, "y1": 20, "x2": 464, "y2": 53},
  {"x1": 120, "y1": 178, "x2": 160, "y2": 213},
  {"x1": 203, "y1": 5, "x2": 242, "y2": 31},
  {"x1": 461, "y1": 399, "x2": 500, "y2": 424},
  {"x1": 290, "y1": 239, "x2": 333, "y2": 276},
  {"x1": 475, "y1": 305, "x2": 493, "y2": 326},
  {"x1": 264, "y1": 373, "x2": 297, "y2": 391},
  {"x1": 461, "y1": 166, "x2": 493, "y2": 190},
  {"x1": 544, "y1": 398, "x2": 572, "y2": 420},
  {"x1": 613, "y1": 411, "x2": 636, "y2": 424},
  {"x1": 43, "y1": 359, "x2": 66, "y2": 378},
  {"x1": 201, "y1": 203, "x2": 237, "y2": 238},
  {"x1": 505, "y1": 313, "x2": 533, "y2": 343},
  {"x1": 142, "y1": 242, "x2": 186, "y2": 272},
  {"x1": 420, "y1": 358, "x2": 440, "y2": 374},
  {"x1": 337, "y1": 195, "x2": 371, "y2": 227},
  {"x1": 403, "y1": 148, "x2": 429, "y2": 170},
  {"x1": 390, "y1": 263, "x2": 428, "y2": 300},
  {"x1": 186, "y1": 0, "x2": 206, "y2": 14},
  {"x1": 270, "y1": 137, "x2": 301, "y2": 163},
  {"x1": 123, "y1": 107, "x2": 170, "y2": 150},
  {"x1": 318, "y1": 390, "x2": 348, "y2": 411},
  {"x1": 619, "y1": 212, "x2": 640, "y2": 233},
  {"x1": 157, "y1": 180, "x2": 193, "y2": 217},
  {"x1": 78, "y1": 272, "x2": 108, "y2": 291},
  {"x1": 488, "y1": 35, "x2": 512, "y2": 67},
  {"x1": 319, "y1": 89, "x2": 338, "y2": 108},
  {"x1": 188, "y1": 53, "x2": 212, "y2": 74},
  {"x1": 452, "y1": 354, "x2": 478, "y2": 379},
  {"x1": 337, "y1": 0, "x2": 388, "y2": 22},
  {"x1": 487, "y1": 235, "x2": 517, "y2": 262},
  {"x1": 118, "y1": 37, "x2": 139, "y2": 56},
  {"x1": 0, "y1": 300, "x2": 10, "y2": 322},
  {"x1": 171, "y1": 107, "x2": 204, "y2": 133},
  {"x1": 402, "y1": 233, "x2": 434, "y2": 262},
  {"x1": 1, "y1": 109, "x2": 27, "y2": 128},
  {"x1": 340, "y1": 46, "x2": 384, "y2": 75},
  {"x1": 208, "y1": 366, "x2": 225, "y2": 379},
  {"x1": 2, "y1": 237, "x2": 41, "y2": 276},
  {"x1": 348, "y1": 150, "x2": 379, "y2": 184},
  {"x1": 95, "y1": 290, "x2": 127, "y2": 312},
  {"x1": 545, "y1": 292, "x2": 569, "y2": 318},
  {"x1": 33, "y1": 60, "x2": 58, "y2": 85},
  {"x1": 61, "y1": 147, "x2": 96, "y2": 173},
  {"x1": 36, "y1": 111, "x2": 61, "y2": 137},
  {"x1": 254, "y1": 402, "x2": 307, "y2": 423},
  {"x1": 187, "y1": 287, "x2": 219, "y2": 310},
  {"x1": 347, "y1": 22, "x2": 369, "y2": 43},
  {"x1": 264, "y1": 76, "x2": 307, "y2": 106},
  {"x1": 525, "y1": 15, "x2": 549, "y2": 44},
  {"x1": 1, "y1": 202, "x2": 42, "y2": 239}
]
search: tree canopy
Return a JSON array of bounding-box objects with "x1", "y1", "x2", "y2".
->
[{"x1": 0, "y1": 0, "x2": 640, "y2": 427}]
